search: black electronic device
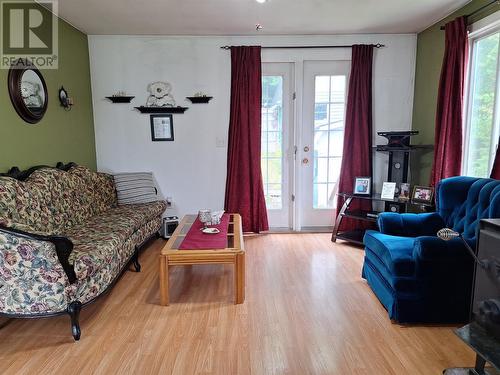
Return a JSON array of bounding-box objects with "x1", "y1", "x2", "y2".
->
[
  {"x1": 472, "y1": 219, "x2": 500, "y2": 341},
  {"x1": 161, "y1": 216, "x2": 179, "y2": 239}
]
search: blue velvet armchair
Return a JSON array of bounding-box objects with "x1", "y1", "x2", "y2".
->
[{"x1": 362, "y1": 177, "x2": 500, "y2": 323}]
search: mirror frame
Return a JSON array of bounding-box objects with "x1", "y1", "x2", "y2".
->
[{"x1": 8, "y1": 60, "x2": 48, "y2": 124}]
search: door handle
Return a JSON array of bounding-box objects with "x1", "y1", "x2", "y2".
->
[
  {"x1": 304, "y1": 146, "x2": 310, "y2": 152},
  {"x1": 302, "y1": 158, "x2": 309, "y2": 165}
]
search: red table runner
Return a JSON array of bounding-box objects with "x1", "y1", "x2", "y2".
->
[{"x1": 179, "y1": 213, "x2": 230, "y2": 250}]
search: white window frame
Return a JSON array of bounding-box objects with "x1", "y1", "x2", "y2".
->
[{"x1": 463, "y1": 11, "x2": 500, "y2": 177}]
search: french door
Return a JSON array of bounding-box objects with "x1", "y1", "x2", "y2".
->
[
  {"x1": 261, "y1": 61, "x2": 349, "y2": 230},
  {"x1": 299, "y1": 61, "x2": 350, "y2": 228},
  {"x1": 261, "y1": 63, "x2": 294, "y2": 228}
]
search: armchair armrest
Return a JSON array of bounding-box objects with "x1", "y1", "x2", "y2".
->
[
  {"x1": 413, "y1": 236, "x2": 471, "y2": 261},
  {"x1": 0, "y1": 226, "x2": 76, "y2": 284},
  {"x1": 412, "y1": 236, "x2": 475, "y2": 288},
  {"x1": 377, "y1": 212, "x2": 445, "y2": 237}
]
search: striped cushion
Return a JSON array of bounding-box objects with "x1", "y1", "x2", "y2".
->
[{"x1": 113, "y1": 172, "x2": 158, "y2": 205}]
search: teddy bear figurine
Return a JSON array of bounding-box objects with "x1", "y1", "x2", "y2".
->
[
  {"x1": 21, "y1": 80, "x2": 43, "y2": 108},
  {"x1": 146, "y1": 81, "x2": 176, "y2": 107}
]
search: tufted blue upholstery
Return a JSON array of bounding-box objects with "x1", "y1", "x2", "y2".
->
[
  {"x1": 437, "y1": 177, "x2": 500, "y2": 241},
  {"x1": 362, "y1": 177, "x2": 500, "y2": 323}
]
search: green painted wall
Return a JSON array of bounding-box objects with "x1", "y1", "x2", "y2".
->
[
  {"x1": 0, "y1": 5, "x2": 96, "y2": 172},
  {"x1": 412, "y1": 0, "x2": 500, "y2": 184}
]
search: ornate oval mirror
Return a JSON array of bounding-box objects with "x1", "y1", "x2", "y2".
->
[{"x1": 8, "y1": 60, "x2": 48, "y2": 124}]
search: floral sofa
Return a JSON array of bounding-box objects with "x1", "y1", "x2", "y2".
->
[{"x1": 0, "y1": 163, "x2": 166, "y2": 340}]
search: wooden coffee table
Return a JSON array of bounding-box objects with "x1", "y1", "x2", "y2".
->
[{"x1": 159, "y1": 213, "x2": 245, "y2": 305}]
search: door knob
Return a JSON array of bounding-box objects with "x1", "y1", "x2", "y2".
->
[
  {"x1": 302, "y1": 158, "x2": 309, "y2": 164},
  {"x1": 304, "y1": 146, "x2": 310, "y2": 152}
]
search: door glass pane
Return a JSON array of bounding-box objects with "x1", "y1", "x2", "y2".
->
[
  {"x1": 314, "y1": 157, "x2": 329, "y2": 183},
  {"x1": 313, "y1": 75, "x2": 347, "y2": 208},
  {"x1": 314, "y1": 131, "x2": 329, "y2": 157},
  {"x1": 329, "y1": 131, "x2": 344, "y2": 157},
  {"x1": 328, "y1": 158, "x2": 342, "y2": 182},
  {"x1": 314, "y1": 183, "x2": 328, "y2": 209},
  {"x1": 262, "y1": 76, "x2": 284, "y2": 209},
  {"x1": 465, "y1": 32, "x2": 500, "y2": 177}
]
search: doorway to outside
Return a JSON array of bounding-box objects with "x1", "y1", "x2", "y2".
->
[{"x1": 261, "y1": 61, "x2": 350, "y2": 231}]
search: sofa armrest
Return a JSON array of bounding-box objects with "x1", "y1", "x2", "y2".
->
[
  {"x1": 377, "y1": 212, "x2": 445, "y2": 237},
  {"x1": 0, "y1": 226, "x2": 76, "y2": 284}
]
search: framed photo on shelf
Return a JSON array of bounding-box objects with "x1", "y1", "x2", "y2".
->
[
  {"x1": 399, "y1": 183, "x2": 410, "y2": 200},
  {"x1": 411, "y1": 185, "x2": 434, "y2": 204},
  {"x1": 150, "y1": 114, "x2": 174, "y2": 141},
  {"x1": 381, "y1": 182, "x2": 397, "y2": 200},
  {"x1": 353, "y1": 177, "x2": 372, "y2": 196}
]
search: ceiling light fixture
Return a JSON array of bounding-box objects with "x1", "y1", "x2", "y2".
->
[{"x1": 255, "y1": 0, "x2": 267, "y2": 3}]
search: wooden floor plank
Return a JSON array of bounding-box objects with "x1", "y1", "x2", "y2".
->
[{"x1": 0, "y1": 234, "x2": 474, "y2": 374}]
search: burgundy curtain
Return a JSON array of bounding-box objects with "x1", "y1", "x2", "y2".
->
[
  {"x1": 491, "y1": 141, "x2": 500, "y2": 179},
  {"x1": 430, "y1": 16, "x2": 469, "y2": 186},
  {"x1": 335, "y1": 45, "x2": 374, "y2": 232},
  {"x1": 224, "y1": 46, "x2": 269, "y2": 233}
]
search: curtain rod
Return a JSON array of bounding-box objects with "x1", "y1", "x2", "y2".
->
[
  {"x1": 440, "y1": 0, "x2": 500, "y2": 30},
  {"x1": 219, "y1": 43, "x2": 385, "y2": 50}
]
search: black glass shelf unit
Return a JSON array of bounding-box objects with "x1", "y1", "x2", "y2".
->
[
  {"x1": 331, "y1": 193, "x2": 435, "y2": 245},
  {"x1": 335, "y1": 230, "x2": 366, "y2": 246}
]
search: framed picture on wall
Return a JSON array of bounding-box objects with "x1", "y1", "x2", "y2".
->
[
  {"x1": 353, "y1": 177, "x2": 372, "y2": 196},
  {"x1": 150, "y1": 114, "x2": 174, "y2": 141}
]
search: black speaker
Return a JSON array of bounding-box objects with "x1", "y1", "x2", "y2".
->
[
  {"x1": 385, "y1": 202, "x2": 403, "y2": 213},
  {"x1": 161, "y1": 216, "x2": 179, "y2": 239},
  {"x1": 387, "y1": 151, "x2": 410, "y2": 185},
  {"x1": 472, "y1": 219, "x2": 500, "y2": 341}
]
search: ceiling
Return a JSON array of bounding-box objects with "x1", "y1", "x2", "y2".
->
[{"x1": 55, "y1": 0, "x2": 471, "y2": 35}]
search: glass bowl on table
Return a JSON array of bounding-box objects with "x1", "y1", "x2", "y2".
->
[{"x1": 198, "y1": 209, "x2": 212, "y2": 228}]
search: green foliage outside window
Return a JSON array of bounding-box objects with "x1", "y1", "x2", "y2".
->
[{"x1": 467, "y1": 33, "x2": 499, "y2": 177}]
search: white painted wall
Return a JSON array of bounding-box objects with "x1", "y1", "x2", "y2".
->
[{"x1": 88, "y1": 34, "x2": 417, "y2": 220}]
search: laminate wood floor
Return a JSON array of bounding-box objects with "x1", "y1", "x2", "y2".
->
[{"x1": 0, "y1": 234, "x2": 474, "y2": 374}]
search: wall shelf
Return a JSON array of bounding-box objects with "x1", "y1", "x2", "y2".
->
[
  {"x1": 134, "y1": 106, "x2": 188, "y2": 114},
  {"x1": 106, "y1": 96, "x2": 135, "y2": 103},
  {"x1": 186, "y1": 96, "x2": 213, "y2": 104}
]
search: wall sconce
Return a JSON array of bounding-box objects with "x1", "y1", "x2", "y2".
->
[{"x1": 59, "y1": 86, "x2": 74, "y2": 111}]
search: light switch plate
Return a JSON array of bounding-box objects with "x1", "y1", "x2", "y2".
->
[{"x1": 216, "y1": 137, "x2": 226, "y2": 148}]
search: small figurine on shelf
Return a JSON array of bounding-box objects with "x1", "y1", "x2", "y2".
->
[
  {"x1": 112, "y1": 90, "x2": 128, "y2": 97},
  {"x1": 146, "y1": 82, "x2": 176, "y2": 107}
]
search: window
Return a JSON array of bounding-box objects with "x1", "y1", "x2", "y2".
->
[
  {"x1": 261, "y1": 76, "x2": 283, "y2": 209},
  {"x1": 464, "y1": 30, "x2": 500, "y2": 177},
  {"x1": 313, "y1": 75, "x2": 346, "y2": 208}
]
